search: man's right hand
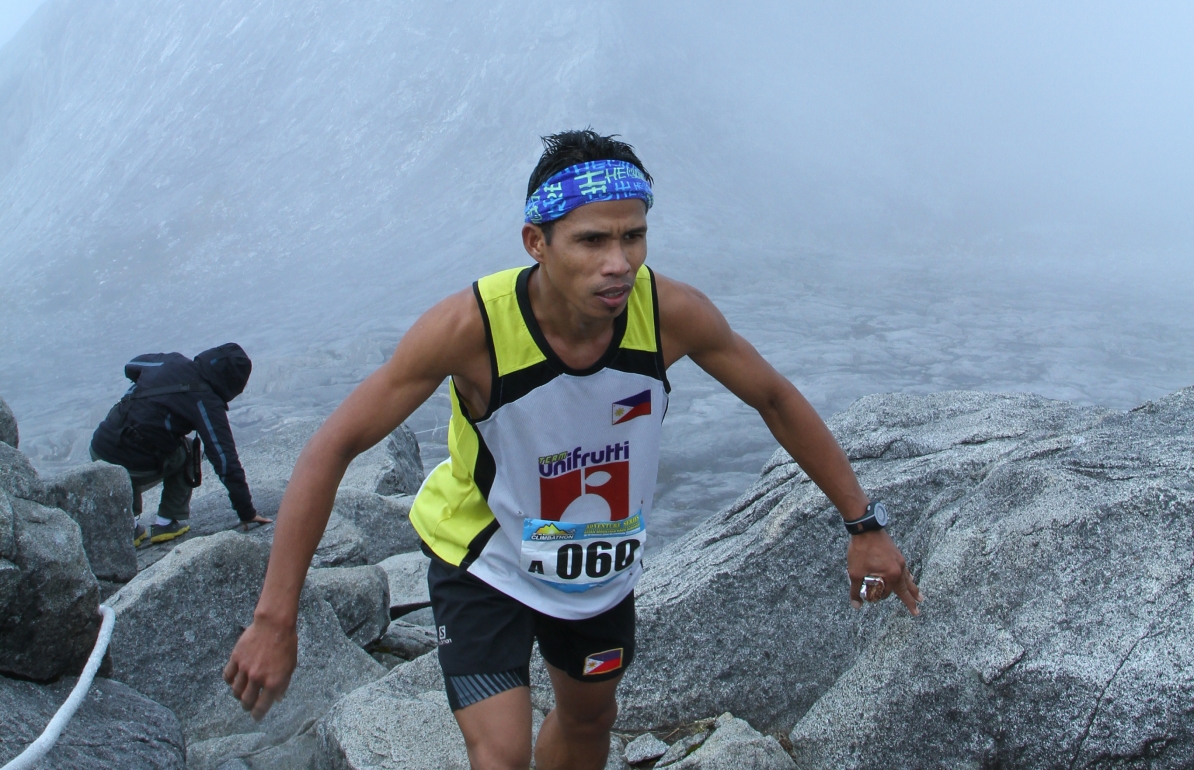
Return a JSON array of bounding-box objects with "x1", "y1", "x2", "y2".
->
[{"x1": 222, "y1": 617, "x2": 298, "y2": 721}]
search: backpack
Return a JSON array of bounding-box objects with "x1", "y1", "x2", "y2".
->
[{"x1": 110, "y1": 380, "x2": 211, "y2": 463}]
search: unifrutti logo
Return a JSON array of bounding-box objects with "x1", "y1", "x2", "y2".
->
[
  {"x1": 612, "y1": 390, "x2": 651, "y2": 425},
  {"x1": 538, "y1": 443, "x2": 630, "y2": 477},
  {"x1": 583, "y1": 648, "x2": 624, "y2": 676},
  {"x1": 537, "y1": 443, "x2": 630, "y2": 521}
]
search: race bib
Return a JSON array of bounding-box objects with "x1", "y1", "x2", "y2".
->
[{"x1": 520, "y1": 513, "x2": 645, "y2": 592}]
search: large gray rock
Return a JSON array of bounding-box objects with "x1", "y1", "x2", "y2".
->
[
  {"x1": 620, "y1": 391, "x2": 1108, "y2": 734},
  {"x1": 377, "y1": 550, "x2": 431, "y2": 611},
  {"x1": 306, "y1": 565, "x2": 390, "y2": 646},
  {"x1": 618, "y1": 387, "x2": 1194, "y2": 768},
  {"x1": 664, "y1": 714, "x2": 794, "y2": 769},
  {"x1": 186, "y1": 733, "x2": 269, "y2": 770},
  {"x1": 0, "y1": 440, "x2": 41, "y2": 500},
  {"x1": 216, "y1": 418, "x2": 400, "y2": 500},
  {"x1": 309, "y1": 512, "x2": 368, "y2": 568},
  {"x1": 0, "y1": 674, "x2": 185, "y2": 768},
  {"x1": 158, "y1": 418, "x2": 415, "y2": 570},
  {"x1": 148, "y1": 414, "x2": 400, "y2": 569},
  {"x1": 329, "y1": 488, "x2": 420, "y2": 563},
  {"x1": 107, "y1": 530, "x2": 385, "y2": 745},
  {"x1": 0, "y1": 396, "x2": 17, "y2": 448},
  {"x1": 0, "y1": 495, "x2": 19, "y2": 634},
  {"x1": 318, "y1": 688, "x2": 471, "y2": 769},
  {"x1": 374, "y1": 424, "x2": 424, "y2": 496},
  {"x1": 787, "y1": 387, "x2": 1194, "y2": 768},
  {"x1": 0, "y1": 494, "x2": 100, "y2": 680},
  {"x1": 0, "y1": 489, "x2": 15, "y2": 560},
  {"x1": 35, "y1": 461, "x2": 137, "y2": 582},
  {"x1": 141, "y1": 483, "x2": 366, "y2": 571},
  {"x1": 624, "y1": 732, "x2": 668, "y2": 764},
  {"x1": 371, "y1": 619, "x2": 437, "y2": 662},
  {"x1": 238, "y1": 722, "x2": 319, "y2": 770},
  {"x1": 315, "y1": 651, "x2": 546, "y2": 770},
  {"x1": 657, "y1": 729, "x2": 710, "y2": 768}
]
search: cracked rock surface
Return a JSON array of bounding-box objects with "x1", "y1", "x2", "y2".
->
[{"x1": 622, "y1": 388, "x2": 1194, "y2": 768}]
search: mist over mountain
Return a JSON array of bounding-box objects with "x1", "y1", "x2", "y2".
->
[{"x1": 2, "y1": 0, "x2": 1192, "y2": 543}]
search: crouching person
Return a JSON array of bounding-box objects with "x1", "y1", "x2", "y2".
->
[{"x1": 90, "y1": 342, "x2": 272, "y2": 545}]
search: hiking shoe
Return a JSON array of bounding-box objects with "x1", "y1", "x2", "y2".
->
[
  {"x1": 133, "y1": 523, "x2": 148, "y2": 548},
  {"x1": 149, "y1": 520, "x2": 190, "y2": 543}
]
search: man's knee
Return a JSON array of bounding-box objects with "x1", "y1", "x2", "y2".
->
[
  {"x1": 454, "y1": 685, "x2": 534, "y2": 770},
  {"x1": 555, "y1": 695, "x2": 618, "y2": 738},
  {"x1": 464, "y1": 738, "x2": 533, "y2": 770}
]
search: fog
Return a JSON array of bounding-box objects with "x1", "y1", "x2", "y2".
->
[
  {"x1": 1, "y1": 0, "x2": 1191, "y2": 548},
  {"x1": 0, "y1": 0, "x2": 45, "y2": 49}
]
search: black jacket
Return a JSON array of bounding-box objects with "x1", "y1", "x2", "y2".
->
[{"x1": 91, "y1": 344, "x2": 256, "y2": 521}]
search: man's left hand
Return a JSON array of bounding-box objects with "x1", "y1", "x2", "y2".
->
[{"x1": 846, "y1": 529, "x2": 923, "y2": 615}]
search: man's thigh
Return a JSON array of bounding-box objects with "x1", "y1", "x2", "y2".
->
[
  {"x1": 428, "y1": 557, "x2": 538, "y2": 765},
  {"x1": 428, "y1": 556, "x2": 537, "y2": 711}
]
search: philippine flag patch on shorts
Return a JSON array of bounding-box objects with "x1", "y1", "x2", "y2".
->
[{"x1": 583, "y1": 648, "x2": 624, "y2": 676}]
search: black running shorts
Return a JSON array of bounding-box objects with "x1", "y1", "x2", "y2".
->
[{"x1": 426, "y1": 554, "x2": 636, "y2": 711}]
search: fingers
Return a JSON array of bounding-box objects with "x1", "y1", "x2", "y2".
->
[
  {"x1": 227, "y1": 664, "x2": 288, "y2": 720},
  {"x1": 234, "y1": 669, "x2": 264, "y2": 713},
  {"x1": 891, "y1": 564, "x2": 923, "y2": 616},
  {"x1": 849, "y1": 574, "x2": 863, "y2": 610},
  {"x1": 224, "y1": 621, "x2": 298, "y2": 723},
  {"x1": 848, "y1": 565, "x2": 924, "y2": 615},
  {"x1": 251, "y1": 682, "x2": 288, "y2": 721}
]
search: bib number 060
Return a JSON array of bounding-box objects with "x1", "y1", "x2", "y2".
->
[{"x1": 556, "y1": 540, "x2": 640, "y2": 580}]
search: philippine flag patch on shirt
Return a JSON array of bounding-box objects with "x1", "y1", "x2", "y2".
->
[
  {"x1": 612, "y1": 390, "x2": 651, "y2": 425},
  {"x1": 583, "y1": 648, "x2": 624, "y2": 676}
]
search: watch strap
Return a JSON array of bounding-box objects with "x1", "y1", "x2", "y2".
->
[{"x1": 844, "y1": 501, "x2": 887, "y2": 535}]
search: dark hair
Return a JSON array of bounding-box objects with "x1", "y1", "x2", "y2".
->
[{"x1": 526, "y1": 129, "x2": 652, "y2": 243}]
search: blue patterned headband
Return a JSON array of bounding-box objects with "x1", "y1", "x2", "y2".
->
[{"x1": 524, "y1": 159, "x2": 654, "y2": 224}]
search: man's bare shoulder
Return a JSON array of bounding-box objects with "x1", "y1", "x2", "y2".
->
[
  {"x1": 653, "y1": 271, "x2": 713, "y2": 312},
  {"x1": 386, "y1": 286, "x2": 488, "y2": 378},
  {"x1": 652, "y1": 271, "x2": 732, "y2": 366}
]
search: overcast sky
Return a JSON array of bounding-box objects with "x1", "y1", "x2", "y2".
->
[{"x1": 0, "y1": 0, "x2": 43, "y2": 48}]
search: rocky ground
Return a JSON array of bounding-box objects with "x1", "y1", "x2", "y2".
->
[{"x1": 2, "y1": 386, "x2": 1192, "y2": 768}]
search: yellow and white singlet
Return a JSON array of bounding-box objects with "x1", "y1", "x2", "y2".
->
[{"x1": 410, "y1": 265, "x2": 670, "y2": 619}]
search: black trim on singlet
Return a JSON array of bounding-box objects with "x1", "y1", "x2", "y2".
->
[
  {"x1": 605, "y1": 349, "x2": 666, "y2": 380},
  {"x1": 471, "y1": 281, "x2": 502, "y2": 420},
  {"x1": 646, "y1": 267, "x2": 672, "y2": 394},
  {"x1": 472, "y1": 428, "x2": 497, "y2": 500},
  {"x1": 495, "y1": 360, "x2": 559, "y2": 409},
  {"x1": 460, "y1": 519, "x2": 501, "y2": 570},
  {"x1": 453, "y1": 383, "x2": 498, "y2": 501},
  {"x1": 515, "y1": 266, "x2": 629, "y2": 377}
]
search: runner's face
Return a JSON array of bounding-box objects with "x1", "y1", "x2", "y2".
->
[{"x1": 524, "y1": 199, "x2": 648, "y2": 319}]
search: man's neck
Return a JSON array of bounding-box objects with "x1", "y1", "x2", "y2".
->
[{"x1": 527, "y1": 266, "x2": 618, "y2": 370}]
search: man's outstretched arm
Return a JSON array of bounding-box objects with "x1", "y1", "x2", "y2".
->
[
  {"x1": 656, "y1": 274, "x2": 922, "y2": 614},
  {"x1": 222, "y1": 288, "x2": 489, "y2": 720}
]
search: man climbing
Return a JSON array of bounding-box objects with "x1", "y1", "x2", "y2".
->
[
  {"x1": 223, "y1": 131, "x2": 922, "y2": 770},
  {"x1": 90, "y1": 343, "x2": 272, "y2": 545}
]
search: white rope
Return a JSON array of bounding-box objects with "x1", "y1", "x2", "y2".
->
[{"x1": 3, "y1": 605, "x2": 115, "y2": 770}]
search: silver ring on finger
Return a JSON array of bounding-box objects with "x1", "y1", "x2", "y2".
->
[{"x1": 860, "y1": 575, "x2": 886, "y2": 603}]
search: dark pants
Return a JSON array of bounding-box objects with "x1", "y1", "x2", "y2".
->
[{"x1": 91, "y1": 444, "x2": 192, "y2": 521}]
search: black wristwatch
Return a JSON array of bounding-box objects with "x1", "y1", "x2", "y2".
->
[{"x1": 844, "y1": 501, "x2": 889, "y2": 535}]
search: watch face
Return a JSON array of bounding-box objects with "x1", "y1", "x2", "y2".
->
[{"x1": 873, "y1": 501, "x2": 889, "y2": 526}]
